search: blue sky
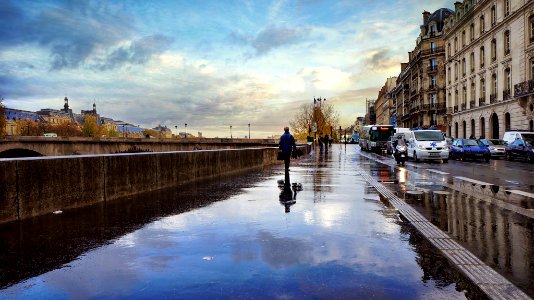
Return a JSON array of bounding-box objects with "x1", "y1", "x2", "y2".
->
[{"x1": 0, "y1": 0, "x2": 451, "y2": 138}]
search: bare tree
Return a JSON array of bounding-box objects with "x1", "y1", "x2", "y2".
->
[{"x1": 290, "y1": 102, "x2": 340, "y2": 141}]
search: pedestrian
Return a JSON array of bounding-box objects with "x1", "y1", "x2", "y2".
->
[
  {"x1": 318, "y1": 135, "x2": 323, "y2": 152},
  {"x1": 323, "y1": 134, "x2": 329, "y2": 153},
  {"x1": 279, "y1": 126, "x2": 297, "y2": 171}
]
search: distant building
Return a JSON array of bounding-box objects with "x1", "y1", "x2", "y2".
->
[
  {"x1": 3, "y1": 108, "x2": 41, "y2": 135},
  {"x1": 374, "y1": 77, "x2": 397, "y2": 125},
  {"x1": 153, "y1": 125, "x2": 172, "y2": 138}
]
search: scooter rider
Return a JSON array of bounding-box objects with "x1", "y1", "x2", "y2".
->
[{"x1": 393, "y1": 135, "x2": 405, "y2": 148}]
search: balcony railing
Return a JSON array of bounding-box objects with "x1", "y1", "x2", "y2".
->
[
  {"x1": 479, "y1": 97, "x2": 486, "y2": 106},
  {"x1": 470, "y1": 100, "x2": 475, "y2": 108},
  {"x1": 514, "y1": 79, "x2": 534, "y2": 98},
  {"x1": 503, "y1": 89, "x2": 511, "y2": 100},
  {"x1": 421, "y1": 46, "x2": 444, "y2": 56},
  {"x1": 427, "y1": 65, "x2": 437, "y2": 72},
  {"x1": 428, "y1": 84, "x2": 437, "y2": 91},
  {"x1": 490, "y1": 93, "x2": 497, "y2": 104}
]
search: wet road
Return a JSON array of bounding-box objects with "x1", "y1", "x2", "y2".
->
[
  {"x1": 360, "y1": 146, "x2": 534, "y2": 295},
  {"x1": 0, "y1": 145, "x2": 479, "y2": 299}
]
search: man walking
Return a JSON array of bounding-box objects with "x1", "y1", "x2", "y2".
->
[{"x1": 279, "y1": 126, "x2": 297, "y2": 171}]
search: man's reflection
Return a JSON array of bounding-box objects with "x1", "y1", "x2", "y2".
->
[{"x1": 278, "y1": 170, "x2": 302, "y2": 213}]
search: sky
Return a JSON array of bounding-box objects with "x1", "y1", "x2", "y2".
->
[{"x1": 0, "y1": 0, "x2": 452, "y2": 138}]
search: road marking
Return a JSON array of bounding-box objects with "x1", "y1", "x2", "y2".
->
[
  {"x1": 454, "y1": 176, "x2": 493, "y2": 186},
  {"x1": 427, "y1": 169, "x2": 449, "y2": 175},
  {"x1": 505, "y1": 190, "x2": 534, "y2": 199}
]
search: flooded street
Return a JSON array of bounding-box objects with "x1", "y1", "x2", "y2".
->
[{"x1": 0, "y1": 144, "x2": 517, "y2": 299}]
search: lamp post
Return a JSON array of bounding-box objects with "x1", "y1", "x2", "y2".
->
[
  {"x1": 248, "y1": 123, "x2": 250, "y2": 139},
  {"x1": 230, "y1": 125, "x2": 232, "y2": 139},
  {"x1": 185, "y1": 123, "x2": 187, "y2": 138},
  {"x1": 175, "y1": 125, "x2": 178, "y2": 138}
]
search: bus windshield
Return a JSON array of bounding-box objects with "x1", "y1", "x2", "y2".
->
[
  {"x1": 370, "y1": 128, "x2": 394, "y2": 141},
  {"x1": 413, "y1": 131, "x2": 444, "y2": 141}
]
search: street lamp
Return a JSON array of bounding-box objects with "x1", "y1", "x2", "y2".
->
[
  {"x1": 175, "y1": 125, "x2": 178, "y2": 137},
  {"x1": 230, "y1": 125, "x2": 233, "y2": 139},
  {"x1": 185, "y1": 123, "x2": 187, "y2": 138},
  {"x1": 248, "y1": 123, "x2": 250, "y2": 139}
]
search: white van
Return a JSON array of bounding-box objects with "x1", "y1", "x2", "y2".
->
[
  {"x1": 406, "y1": 130, "x2": 449, "y2": 163},
  {"x1": 502, "y1": 131, "x2": 534, "y2": 145}
]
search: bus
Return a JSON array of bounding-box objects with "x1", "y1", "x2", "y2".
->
[{"x1": 359, "y1": 125, "x2": 395, "y2": 152}]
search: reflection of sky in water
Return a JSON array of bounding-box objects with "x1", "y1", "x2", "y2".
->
[{"x1": 1, "y1": 147, "x2": 467, "y2": 299}]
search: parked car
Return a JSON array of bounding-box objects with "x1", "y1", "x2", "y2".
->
[
  {"x1": 450, "y1": 138, "x2": 490, "y2": 162},
  {"x1": 478, "y1": 139, "x2": 506, "y2": 158},
  {"x1": 502, "y1": 131, "x2": 534, "y2": 145},
  {"x1": 506, "y1": 139, "x2": 534, "y2": 163}
]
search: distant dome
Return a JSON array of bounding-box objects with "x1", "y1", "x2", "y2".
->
[{"x1": 426, "y1": 8, "x2": 454, "y2": 32}]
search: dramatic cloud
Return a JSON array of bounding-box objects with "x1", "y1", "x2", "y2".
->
[
  {"x1": 1, "y1": 0, "x2": 455, "y2": 137},
  {"x1": 98, "y1": 35, "x2": 174, "y2": 70}
]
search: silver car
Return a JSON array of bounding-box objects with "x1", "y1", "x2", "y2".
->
[{"x1": 478, "y1": 139, "x2": 507, "y2": 158}]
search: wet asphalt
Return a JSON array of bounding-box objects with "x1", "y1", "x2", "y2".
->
[{"x1": 2, "y1": 144, "x2": 531, "y2": 298}]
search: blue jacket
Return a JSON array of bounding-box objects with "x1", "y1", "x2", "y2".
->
[{"x1": 279, "y1": 132, "x2": 296, "y2": 153}]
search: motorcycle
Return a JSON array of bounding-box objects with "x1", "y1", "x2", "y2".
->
[{"x1": 393, "y1": 141, "x2": 408, "y2": 165}]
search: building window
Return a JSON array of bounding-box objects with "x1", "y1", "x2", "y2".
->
[
  {"x1": 504, "y1": 0, "x2": 510, "y2": 17},
  {"x1": 470, "y1": 23, "x2": 475, "y2": 41},
  {"x1": 430, "y1": 25, "x2": 436, "y2": 36},
  {"x1": 430, "y1": 42, "x2": 436, "y2": 53},
  {"x1": 454, "y1": 37, "x2": 458, "y2": 52},
  {"x1": 471, "y1": 81, "x2": 476, "y2": 103},
  {"x1": 462, "y1": 30, "x2": 466, "y2": 47},
  {"x1": 491, "y1": 39, "x2": 497, "y2": 61},
  {"x1": 530, "y1": 120, "x2": 534, "y2": 131},
  {"x1": 531, "y1": 59, "x2": 534, "y2": 79},
  {"x1": 448, "y1": 67, "x2": 451, "y2": 83},
  {"x1": 430, "y1": 75, "x2": 437, "y2": 88},
  {"x1": 480, "y1": 46, "x2": 485, "y2": 67},
  {"x1": 430, "y1": 58, "x2": 436, "y2": 71},
  {"x1": 480, "y1": 78, "x2": 486, "y2": 101},
  {"x1": 480, "y1": 15, "x2": 485, "y2": 33},
  {"x1": 430, "y1": 93, "x2": 437, "y2": 105},
  {"x1": 492, "y1": 73, "x2": 498, "y2": 98},
  {"x1": 505, "y1": 112, "x2": 511, "y2": 130},
  {"x1": 471, "y1": 119, "x2": 476, "y2": 137},
  {"x1": 455, "y1": 63, "x2": 459, "y2": 80},
  {"x1": 504, "y1": 30, "x2": 510, "y2": 55},
  {"x1": 530, "y1": 15, "x2": 534, "y2": 43},
  {"x1": 462, "y1": 58, "x2": 466, "y2": 76},
  {"x1": 470, "y1": 52, "x2": 475, "y2": 72},
  {"x1": 491, "y1": 6, "x2": 496, "y2": 26},
  {"x1": 463, "y1": 86, "x2": 467, "y2": 107},
  {"x1": 504, "y1": 67, "x2": 511, "y2": 99},
  {"x1": 447, "y1": 43, "x2": 451, "y2": 57}
]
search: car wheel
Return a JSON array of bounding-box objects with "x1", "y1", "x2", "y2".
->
[
  {"x1": 506, "y1": 152, "x2": 513, "y2": 161},
  {"x1": 414, "y1": 151, "x2": 420, "y2": 162},
  {"x1": 528, "y1": 153, "x2": 534, "y2": 164},
  {"x1": 484, "y1": 155, "x2": 490, "y2": 162},
  {"x1": 443, "y1": 159, "x2": 448, "y2": 163}
]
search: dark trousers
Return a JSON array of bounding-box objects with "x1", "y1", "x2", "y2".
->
[{"x1": 283, "y1": 152, "x2": 291, "y2": 170}]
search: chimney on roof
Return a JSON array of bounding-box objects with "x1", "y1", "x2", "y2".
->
[
  {"x1": 63, "y1": 97, "x2": 69, "y2": 111},
  {"x1": 423, "y1": 11, "x2": 431, "y2": 24}
]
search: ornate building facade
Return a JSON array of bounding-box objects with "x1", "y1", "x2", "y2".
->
[
  {"x1": 374, "y1": 77, "x2": 397, "y2": 125},
  {"x1": 395, "y1": 9, "x2": 452, "y2": 130},
  {"x1": 444, "y1": 0, "x2": 534, "y2": 139}
]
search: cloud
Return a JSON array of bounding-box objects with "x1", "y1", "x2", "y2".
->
[
  {"x1": 98, "y1": 35, "x2": 174, "y2": 70},
  {"x1": 0, "y1": 0, "x2": 136, "y2": 70},
  {"x1": 230, "y1": 25, "x2": 310, "y2": 56}
]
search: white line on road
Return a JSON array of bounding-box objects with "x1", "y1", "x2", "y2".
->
[
  {"x1": 426, "y1": 169, "x2": 450, "y2": 175},
  {"x1": 454, "y1": 176, "x2": 493, "y2": 186},
  {"x1": 505, "y1": 190, "x2": 534, "y2": 199}
]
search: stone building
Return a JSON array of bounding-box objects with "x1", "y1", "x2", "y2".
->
[
  {"x1": 395, "y1": 9, "x2": 453, "y2": 130},
  {"x1": 444, "y1": 0, "x2": 534, "y2": 139},
  {"x1": 374, "y1": 77, "x2": 398, "y2": 125}
]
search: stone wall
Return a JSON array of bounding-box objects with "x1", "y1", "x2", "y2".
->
[{"x1": 0, "y1": 146, "x2": 309, "y2": 224}]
